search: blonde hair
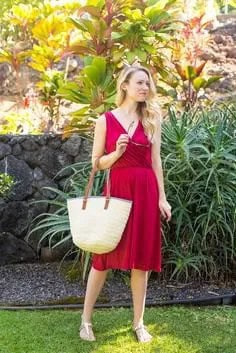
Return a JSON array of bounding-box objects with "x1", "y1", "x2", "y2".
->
[{"x1": 115, "y1": 64, "x2": 161, "y2": 141}]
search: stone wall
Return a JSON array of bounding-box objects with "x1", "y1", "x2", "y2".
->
[
  {"x1": 0, "y1": 134, "x2": 92, "y2": 265},
  {"x1": 205, "y1": 14, "x2": 236, "y2": 101}
]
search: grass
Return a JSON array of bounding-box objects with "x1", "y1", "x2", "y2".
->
[{"x1": 0, "y1": 306, "x2": 235, "y2": 353}]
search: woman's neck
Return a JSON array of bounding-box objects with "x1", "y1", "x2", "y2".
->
[{"x1": 118, "y1": 102, "x2": 139, "y2": 120}]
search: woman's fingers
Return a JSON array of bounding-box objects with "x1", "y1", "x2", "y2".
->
[
  {"x1": 160, "y1": 205, "x2": 171, "y2": 222},
  {"x1": 116, "y1": 134, "x2": 129, "y2": 152},
  {"x1": 117, "y1": 134, "x2": 129, "y2": 144},
  {"x1": 165, "y1": 208, "x2": 171, "y2": 222}
]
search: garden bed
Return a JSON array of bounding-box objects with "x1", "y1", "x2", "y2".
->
[{"x1": 0, "y1": 261, "x2": 235, "y2": 307}]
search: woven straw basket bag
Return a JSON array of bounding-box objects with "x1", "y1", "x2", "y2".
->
[{"x1": 67, "y1": 157, "x2": 132, "y2": 254}]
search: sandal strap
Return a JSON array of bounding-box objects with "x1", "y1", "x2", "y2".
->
[
  {"x1": 80, "y1": 322, "x2": 93, "y2": 334},
  {"x1": 133, "y1": 324, "x2": 152, "y2": 342},
  {"x1": 134, "y1": 323, "x2": 146, "y2": 331}
]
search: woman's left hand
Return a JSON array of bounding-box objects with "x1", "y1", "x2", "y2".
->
[{"x1": 159, "y1": 198, "x2": 172, "y2": 222}]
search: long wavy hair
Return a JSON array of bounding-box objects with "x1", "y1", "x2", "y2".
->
[{"x1": 115, "y1": 65, "x2": 161, "y2": 142}]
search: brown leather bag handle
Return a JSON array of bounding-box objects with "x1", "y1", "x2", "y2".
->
[{"x1": 82, "y1": 157, "x2": 111, "y2": 210}]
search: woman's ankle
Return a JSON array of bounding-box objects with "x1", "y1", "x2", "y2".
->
[
  {"x1": 133, "y1": 319, "x2": 144, "y2": 329},
  {"x1": 81, "y1": 313, "x2": 92, "y2": 324}
]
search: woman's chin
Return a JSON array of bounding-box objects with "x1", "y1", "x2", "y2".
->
[{"x1": 136, "y1": 97, "x2": 147, "y2": 102}]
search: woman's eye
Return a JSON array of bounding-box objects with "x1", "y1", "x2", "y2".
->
[{"x1": 137, "y1": 81, "x2": 150, "y2": 86}]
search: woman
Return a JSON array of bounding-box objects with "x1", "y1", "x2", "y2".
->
[{"x1": 80, "y1": 63, "x2": 171, "y2": 343}]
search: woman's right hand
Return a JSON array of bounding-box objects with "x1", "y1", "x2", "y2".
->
[{"x1": 115, "y1": 133, "x2": 129, "y2": 157}]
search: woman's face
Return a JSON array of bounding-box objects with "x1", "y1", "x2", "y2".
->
[{"x1": 123, "y1": 70, "x2": 150, "y2": 102}]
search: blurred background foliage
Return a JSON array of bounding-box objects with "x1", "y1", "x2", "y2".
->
[{"x1": 1, "y1": 0, "x2": 235, "y2": 134}]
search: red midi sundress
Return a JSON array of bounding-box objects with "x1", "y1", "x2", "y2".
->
[{"x1": 92, "y1": 111, "x2": 162, "y2": 272}]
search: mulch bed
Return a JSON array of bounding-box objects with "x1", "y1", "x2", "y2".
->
[{"x1": 0, "y1": 261, "x2": 235, "y2": 306}]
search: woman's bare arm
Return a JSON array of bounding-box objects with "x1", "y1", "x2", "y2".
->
[
  {"x1": 91, "y1": 115, "x2": 127, "y2": 170},
  {"x1": 151, "y1": 115, "x2": 171, "y2": 220},
  {"x1": 151, "y1": 117, "x2": 167, "y2": 201}
]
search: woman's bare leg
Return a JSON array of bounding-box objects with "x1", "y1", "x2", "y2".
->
[
  {"x1": 130, "y1": 269, "x2": 152, "y2": 342},
  {"x1": 130, "y1": 269, "x2": 148, "y2": 327},
  {"x1": 82, "y1": 266, "x2": 109, "y2": 323}
]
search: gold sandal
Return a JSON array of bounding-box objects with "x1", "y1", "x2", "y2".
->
[
  {"x1": 79, "y1": 322, "x2": 96, "y2": 341},
  {"x1": 133, "y1": 323, "x2": 153, "y2": 343}
]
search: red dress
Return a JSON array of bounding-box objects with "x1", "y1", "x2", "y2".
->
[{"x1": 92, "y1": 111, "x2": 162, "y2": 272}]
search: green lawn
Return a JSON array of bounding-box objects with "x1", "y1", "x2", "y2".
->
[{"x1": 0, "y1": 306, "x2": 235, "y2": 353}]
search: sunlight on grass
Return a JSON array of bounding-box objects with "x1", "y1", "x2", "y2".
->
[{"x1": 0, "y1": 306, "x2": 235, "y2": 353}]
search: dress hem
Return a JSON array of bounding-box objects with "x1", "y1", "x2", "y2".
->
[{"x1": 92, "y1": 264, "x2": 162, "y2": 272}]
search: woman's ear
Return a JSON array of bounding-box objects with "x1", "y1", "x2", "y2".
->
[{"x1": 121, "y1": 83, "x2": 127, "y2": 91}]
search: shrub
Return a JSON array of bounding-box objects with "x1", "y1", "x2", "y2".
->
[
  {"x1": 161, "y1": 104, "x2": 236, "y2": 282},
  {"x1": 0, "y1": 172, "x2": 15, "y2": 198}
]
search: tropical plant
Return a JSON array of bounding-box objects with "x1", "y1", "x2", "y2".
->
[
  {"x1": 4, "y1": 3, "x2": 41, "y2": 42},
  {"x1": 58, "y1": 56, "x2": 117, "y2": 137},
  {"x1": 157, "y1": 14, "x2": 221, "y2": 109},
  {"x1": 0, "y1": 0, "x2": 41, "y2": 40},
  {"x1": 0, "y1": 48, "x2": 31, "y2": 97},
  {"x1": 26, "y1": 159, "x2": 107, "y2": 281},
  {"x1": 36, "y1": 70, "x2": 66, "y2": 131},
  {"x1": 28, "y1": 12, "x2": 74, "y2": 72},
  {"x1": 0, "y1": 111, "x2": 41, "y2": 134},
  {"x1": 58, "y1": 0, "x2": 180, "y2": 135},
  {"x1": 161, "y1": 104, "x2": 236, "y2": 282}
]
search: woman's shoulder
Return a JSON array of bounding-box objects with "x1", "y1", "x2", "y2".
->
[
  {"x1": 95, "y1": 111, "x2": 111, "y2": 128},
  {"x1": 96, "y1": 112, "x2": 106, "y2": 123}
]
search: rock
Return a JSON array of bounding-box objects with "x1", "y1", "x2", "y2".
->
[
  {"x1": 213, "y1": 34, "x2": 226, "y2": 45},
  {"x1": 33, "y1": 176, "x2": 58, "y2": 199},
  {"x1": 33, "y1": 135, "x2": 49, "y2": 146},
  {"x1": 0, "y1": 65, "x2": 11, "y2": 94},
  {"x1": 200, "y1": 51, "x2": 215, "y2": 61},
  {"x1": 40, "y1": 246, "x2": 69, "y2": 262},
  {"x1": 207, "y1": 69, "x2": 225, "y2": 76},
  {"x1": 25, "y1": 201, "x2": 49, "y2": 251},
  {"x1": 210, "y1": 78, "x2": 235, "y2": 93},
  {"x1": 21, "y1": 138, "x2": 39, "y2": 151},
  {"x1": 226, "y1": 48, "x2": 236, "y2": 59},
  {"x1": 0, "y1": 135, "x2": 10, "y2": 143},
  {"x1": 33, "y1": 167, "x2": 44, "y2": 181},
  {"x1": 0, "y1": 201, "x2": 30, "y2": 238},
  {"x1": 61, "y1": 134, "x2": 81, "y2": 156},
  {"x1": 12, "y1": 143, "x2": 22, "y2": 156},
  {"x1": 75, "y1": 138, "x2": 92, "y2": 161},
  {"x1": 8, "y1": 136, "x2": 26, "y2": 145},
  {"x1": 212, "y1": 53, "x2": 226, "y2": 63},
  {"x1": 47, "y1": 137, "x2": 61, "y2": 149},
  {"x1": 68, "y1": 59, "x2": 78, "y2": 73},
  {"x1": 0, "y1": 155, "x2": 33, "y2": 201},
  {"x1": 0, "y1": 232, "x2": 36, "y2": 265},
  {"x1": 18, "y1": 146, "x2": 68, "y2": 178},
  {"x1": 0, "y1": 142, "x2": 11, "y2": 159}
]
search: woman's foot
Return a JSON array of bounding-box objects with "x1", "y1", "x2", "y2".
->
[
  {"x1": 79, "y1": 321, "x2": 96, "y2": 341},
  {"x1": 133, "y1": 323, "x2": 153, "y2": 343}
]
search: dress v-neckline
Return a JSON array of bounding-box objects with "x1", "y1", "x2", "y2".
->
[{"x1": 109, "y1": 111, "x2": 140, "y2": 140}]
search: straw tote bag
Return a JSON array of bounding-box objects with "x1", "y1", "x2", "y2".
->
[{"x1": 67, "y1": 157, "x2": 132, "y2": 254}]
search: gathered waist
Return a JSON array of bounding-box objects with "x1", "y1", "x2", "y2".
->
[{"x1": 111, "y1": 165, "x2": 152, "y2": 170}]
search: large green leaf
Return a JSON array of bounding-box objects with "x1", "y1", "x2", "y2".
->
[
  {"x1": 193, "y1": 77, "x2": 206, "y2": 91},
  {"x1": 185, "y1": 65, "x2": 197, "y2": 81}
]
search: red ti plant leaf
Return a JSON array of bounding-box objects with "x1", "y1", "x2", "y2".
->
[
  {"x1": 174, "y1": 63, "x2": 187, "y2": 81},
  {"x1": 195, "y1": 61, "x2": 207, "y2": 76}
]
